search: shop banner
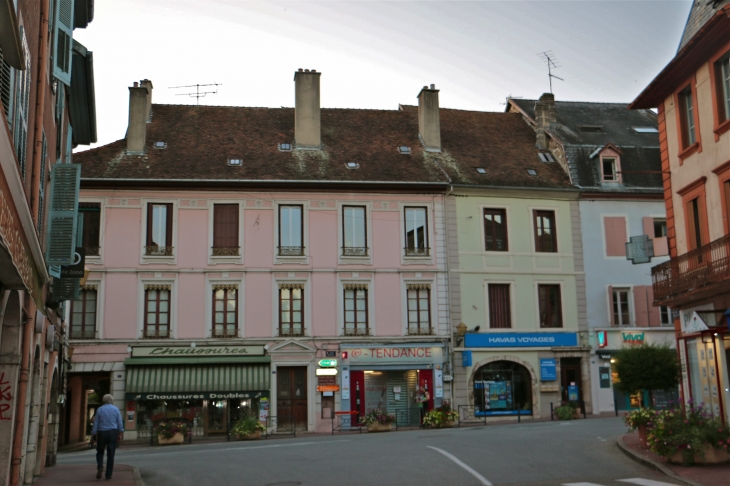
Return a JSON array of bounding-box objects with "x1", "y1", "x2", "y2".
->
[
  {"x1": 540, "y1": 359, "x2": 557, "y2": 381},
  {"x1": 465, "y1": 332, "x2": 577, "y2": 348},
  {"x1": 343, "y1": 345, "x2": 443, "y2": 365},
  {"x1": 131, "y1": 345, "x2": 265, "y2": 358},
  {"x1": 126, "y1": 391, "x2": 268, "y2": 401}
]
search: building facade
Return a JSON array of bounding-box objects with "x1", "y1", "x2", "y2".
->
[{"x1": 631, "y1": 1, "x2": 730, "y2": 423}]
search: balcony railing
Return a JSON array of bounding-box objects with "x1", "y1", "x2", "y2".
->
[
  {"x1": 652, "y1": 233, "x2": 730, "y2": 302},
  {"x1": 212, "y1": 329, "x2": 238, "y2": 338},
  {"x1": 407, "y1": 326, "x2": 433, "y2": 335},
  {"x1": 145, "y1": 246, "x2": 174, "y2": 256},
  {"x1": 404, "y1": 246, "x2": 430, "y2": 257},
  {"x1": 143, "y1": 329, "x2": 170, "y2": 339},
  {"x1": 70, "y1": 330, "x2": 96, "y2": 339},
  {"x1": 278, "y1": 246, "x2": 305, "y2": 256},
  {"x1": 342, "y1": 247, "x2": 369, "y2": 257},
  {"x1": 84, "y1": 246, "x2": 100, "y2": 257},
  {"x1": 344, "y1": 327, "x2": 370, "y2": 336},
  {"x1": 279, "y1": 327, "x2": 304, "y2": 337},
  {"x1": 212, "y1": 246, "x2": 240, "y2": 256}
]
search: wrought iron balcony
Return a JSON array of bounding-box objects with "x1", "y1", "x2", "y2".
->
[
  {"x1": 143, "y1": 329, "x2": 170, "y2": 339},
  {"x1": 212, "y1": 329, "x2": 238, "y2": 338},
  {"x1": 279, "y1": 327, "x2": 304, "y2": 337},
  {"x1": 404, "y1": 246, "x2": 430, "y2": 257},
  {"x1": 652, "y1": 233, "x2": 730, "y2": 303},
  {"x1": 145, "y1": 246, "x2": 174, "y2": 256},
  {"x1": 84, "y1": 246, "x2": 100, "y2": 257},
  {"x1": 344, "y1": 327, "x2": 370, "y2": 336},
  {"x1": 342, "y1": 247, "x2": 369, "y2": 257},
  {"x1": 69, "y1": 330, "x2": 96, "y2": 339},
  {"x1": 212, "y1": 246, "x2": 240, "y2": 256},
  {"x1": 278, "y1": 246, "x2": 305, "y2": 256},
  {"x1": 407, "y1": 326, "x2": 433, "y2": 336}
]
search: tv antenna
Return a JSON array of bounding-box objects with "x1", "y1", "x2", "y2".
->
[
  {"x1": 168, "y1": 83, "x2": 222, "y2": 105},
  {"x1": 537, "y1": 51, "x2": 563, "y2": 94}
]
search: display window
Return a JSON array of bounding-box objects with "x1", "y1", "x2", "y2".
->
[{"x1": 473, "y1": 361, "x2": 532, "y2": 415}]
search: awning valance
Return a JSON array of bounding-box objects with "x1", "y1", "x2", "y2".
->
[{"x1": 126, "y1": 363, "x2": 270, "y2": 394}]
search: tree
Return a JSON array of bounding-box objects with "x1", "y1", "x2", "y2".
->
[{"x1": 612, "y1": 343, "x2": 680, "y2": 408}]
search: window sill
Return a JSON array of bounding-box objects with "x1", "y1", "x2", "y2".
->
[
  {"x1": 714, "y1": 118, "x2": 730, "y2": 138},
  {"x1": 678, "y1": 141, "x2": 701, "y2": 161}
]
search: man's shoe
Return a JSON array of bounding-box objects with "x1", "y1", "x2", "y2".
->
[
  {"x1": 105, "y1": 477, "x2": 112, "y2": 480},
  {"x1": 96, "y1": 467, "x2": 103, "y2": 479}
]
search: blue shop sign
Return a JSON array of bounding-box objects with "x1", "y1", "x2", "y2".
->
[
  {"x1": 465, "y1": 332, "x2": 578, "y2": 348},
  {"x1": 540, "y1": 359, "x2": 557, "y2": 381},
  {"x1": 462, "y1": 350, "x2": 472, "y2": 367}
]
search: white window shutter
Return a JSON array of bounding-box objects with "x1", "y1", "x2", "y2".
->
[
  {"x1": 46, "y1": 163, "x2": 80, "y2": 265},
  {"x1": 53, "y1": 0, "x2": 75, "y2": 86}
]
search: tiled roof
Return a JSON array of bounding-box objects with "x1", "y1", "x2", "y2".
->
[
  {"x1": 678, "y1": 0, "x2": 729, "y2": 51},
  {"x1": 508, "y1": 99, "x2": 662, "y2": 191},
  {"x1": 75, "y1": 103, "x2": 573, "y2": 190}
]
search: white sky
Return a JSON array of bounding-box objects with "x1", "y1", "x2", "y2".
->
[{"x1": 73, "y1": 1, "x2": 691, "y2": 151}]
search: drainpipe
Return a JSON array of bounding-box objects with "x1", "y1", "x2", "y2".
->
[
  {"x1": 30, "y1": 0, "x2": 51, "y2": 227},
  {"x1": 443, "y1": 184, "x2": 455, "y2": 403}
]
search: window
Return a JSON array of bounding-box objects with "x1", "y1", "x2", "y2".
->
[
  {"x1": 660, "y1": 306, "x2": 671, "y2": 327},
  {"x1": 79, "y1": 203, "x2": 101, "y2": 256},
  {"x1": 344, "y1": 286, "x2": 368, "y2": 335},
  {"x1": 611, "y1": 288, "x2": 631, "y2": 326},
  {"x1": 678, "y1": 86, "x2": 696, "y2": 148},
  {"x1": 146, "y1": 203, "x2": 173, "y2": 255},
  {"x1": 213, "y1": 204, "x2": 239, "y2": 256},
  {"x1": 70, "y1": 289, "x2": 97, "y2": 339},
  {"x1": 602, "y1": 157, "x2": 618, "y2": 182},
  {"x1": 533, "y1": 210, "x2": 557, "y2": 253},
  {"x1": 342, "y1": 206, "x2": 367, "y2": 256},
  {"x1": 686, "y1": 196, "x2": 704, "y2": 251},
  {"x1": 483, "y1": 208, "x2": 508, "y2": 251},
  {"x1": 407, "y1": 286, "x2": 431, "y2": 335},
  {"x1": 654, "y1": 219, "x2": 667, "y2": 238},
  {"x1": 144, "y1": 287, "x2": 170, "y2": 338},
  {"x1": 278, "y1": 143, "x2": 292, "y2": 152},
  {"x1": 715, "y1": 55, "x2": 730, "y2": 124},
  {"x1": 538, "y1": 284, "x2": 562, "y2": 328},
  {"x1": 488, "y1": 284, "x2": 511, "y2": 329},
  {"x1": 404, "y1": 207, "x2": 429, "y2": 256},
  {"x1": 0, "y1": 46, "x2": 14, "y2": 120},
  {"x1": 13, "y1": 29, "x2": 31, "y2": 176},
  {"x1": 398, "y1": 146, "x2": 411, "y2": 155},
  {"x1": 475, "y1": 167, "x2": 487, "y2": 174},
  {"x1": 278, "y1": 205, "x2": 303, "y2": 256},
  {"x1": 212, "y1": 286, "x2": 237, "y2": 337},
  {"x1": 632, "y1": 127, "x2": 659, "y2": 134},
  {"x1": 473, "y1": 361, "x2": 532, "y2": 415},
  {"x1": 279, "y1": 285, "x2": 303, "y2": 336},
  {"x1": 227, "y1": 158, "x2": 241, "y2": 166}
]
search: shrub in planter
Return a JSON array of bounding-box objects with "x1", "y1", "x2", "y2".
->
[
  {"x1": 231, "y1": 414, "x2": 266, "y2": 439},
  {"x1": 647, "y1": 403, "x2": 730, "y2": 465},
  {"x1": 156, "y1": 421, "x2": 190, "y2": 444},
  {"x1": 359, "y1": 409, "x2": 395, "y2": 430},
  {"x1": 553, "y1": 402, "x2": 576, "y2": 421},
  {"x1": 423, "y1": 401, "x2": 459, "y2": 428}
]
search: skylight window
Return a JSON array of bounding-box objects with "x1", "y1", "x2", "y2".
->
[
  {"x1": 538, "y1": 152, "x2": 555, "y2": 163},
  {"x1": 632, "y1": 126, "x2": 659, "y2": 134},
  {"x1": 527, "y1": 169, "x2": 537, "y2": 176},
  {"x1": 346, "y1": 162, "x2": 360, "y2": 169},
  {"x1": 279, "y1": 143, "x2": 292, "y2": 151},
  {"x1": 153, "y1": 141, "x2": 167, "y2": 149},
  {"x1": 228, "y1": 158, "x2": 242, "y2": 166},
  {"x1": 398, "y1": 146, "x2": 411, "y2": 155},
  {"x1": 475, "y1": 168, "x2": 486, "y2": 174},
  {"x1": 578, "y1": 125, "x2": 603, "y2": 133}
]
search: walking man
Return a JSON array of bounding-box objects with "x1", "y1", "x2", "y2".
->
[{"x1": 91, "y1": 394, "x2": 124, "y2": 480}]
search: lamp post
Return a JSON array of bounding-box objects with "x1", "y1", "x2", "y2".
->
[{"x1": 455, "y1": 322, "x2": 467, "y2": 347}]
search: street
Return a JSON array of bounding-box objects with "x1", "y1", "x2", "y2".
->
[{"x1": 57, "y1": 418, "x2": 682, "y2": 486}]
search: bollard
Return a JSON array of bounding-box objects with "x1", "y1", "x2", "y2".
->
[
  {"x1": 517, "y1": 408, "x2": 521, "y2": 423},
  {"x1": 614, "y1": 397, "x2": 618, "y2": 417},
  {"x1": 550, "y1": 402, "x2": 554, "y2": 421},
  {"x1": 582, "y1": 400, "x2": 586, "y2": 419}
]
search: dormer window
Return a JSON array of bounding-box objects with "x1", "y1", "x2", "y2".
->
[
  {"x1": 228, "y1": 158, "x2": 242, "y2": 166},
  {"x1": 346, "y1": 162, "x2": 359, "y2": 169},
  {"x1": 279, "y1": 143, "x2": 292, "y2": 152},
  {"x1": 579, "y1": 125, "x2": 603, "y2": 133},
  {"x1": 601, "y1": 157, "x2": 619, "y2": 182},
  {"x1": 398, "y1": 146, "x2": 411, "y2": 155},
  {"x1": 527, "y1": 169, "x2": 537, "y2": 176},
  {"x1": 475, "y1": 168, "x2": 486, "y2": 174},
  {"x1": 153, "y1": 141, "x2": 167, "y2": 149},
  {"x1": 632, "y1": 127, "x2": 658, "y2": 134}
]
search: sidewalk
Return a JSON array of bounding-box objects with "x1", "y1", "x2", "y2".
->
[
  {"x1": 618, "y1": 433, "x2": 730, "y2": 486},
  {"x1": 33, "y1": 465, "x2": 142, "y2": 486}
]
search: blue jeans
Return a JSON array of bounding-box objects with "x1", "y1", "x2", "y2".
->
[{"x1": 96, "y1": 430, "x2": 118, "y2": 478}]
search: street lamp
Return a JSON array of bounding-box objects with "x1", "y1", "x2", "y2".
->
[{"x1": 455, "y1": 322, "x2": 467, "y2": 347}]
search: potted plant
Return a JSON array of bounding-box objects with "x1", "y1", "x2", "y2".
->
[
  {"x1": 647, "y1": 403, "x2": 730, "y2": 465},
  {"x1": 359, "y1": 409, "x2": 395, "y2": 432},
  {"x1": 623, "y1": 408, "x2": 654, "y2": 448},
  {"x1": 553, "y1": 402, "x2": 576, "y2": 421},
  {"x1": 156, "y1": 421, "x2": 190, "y2": 445},
  {"x1": 231, "y1": 414, "x2": 266, "y2": 440},
  {"x1": 423, "y1": 401, "x2": 459, "y2": 428}
]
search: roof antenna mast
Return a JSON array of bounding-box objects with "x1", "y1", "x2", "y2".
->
[
  {"x1": 168, "y1": 83, "x2": 222, "y2": 105},
  {"x1": 537, "y1": 51, "x2": 563, "y2": 94}
]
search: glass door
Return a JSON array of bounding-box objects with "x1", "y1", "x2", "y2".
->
[{"x1": 205, "y1": 400, "x2": 227, "y2": 435}]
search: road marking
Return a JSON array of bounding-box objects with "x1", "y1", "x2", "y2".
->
[
  {"x1": 427, "y1": 446, "x2": 492, "y2": 486},
  {"x1": 563, "y1": 483, "x2": 606, "y2": 486},
  {"x1": 619, "y1": 478, "x2": 680, "y2": 486}
]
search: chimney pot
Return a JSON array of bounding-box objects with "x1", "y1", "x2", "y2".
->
[
  {"x1": 133, "y1": 82, "x2": 139, "y2": 87},
  {"x1": 423, "y1": 86, "x2": 428, "y2": 90},
  {"x1": 430, "y1": 84, "x2": 435, "y2": 89},
  {"x1": 305, "y1": 69, "x2": 310, "y2": 72},
  {"x1": 298, "y1": 68, "x2": 303, "y2": 72}
]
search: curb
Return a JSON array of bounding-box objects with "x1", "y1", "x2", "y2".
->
[
  {"x1": 616, "y1": 435, "x2": 706, "y2": 486},
  {"x1": 133, "y1": 466, "x2": 146, "y2": 486}
]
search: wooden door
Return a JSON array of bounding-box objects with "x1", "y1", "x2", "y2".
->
[{"x1": 277, "y1": 367, "x2": 308, "y2": 430}]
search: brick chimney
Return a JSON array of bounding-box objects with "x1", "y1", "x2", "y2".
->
[
  {"x1": 126, "y1": 80, "x2": 152, "y2": 154},
  {"x1": 418, "y1": 84, "x2": 441, "y2": 152},
  {"x1": 535, "y1": 92, "x2": 555, "y2": 151},
  {"x1": 294, "y1": 69, "x2": 321, "y2": 149}
]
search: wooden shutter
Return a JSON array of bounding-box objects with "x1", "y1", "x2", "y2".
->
[
  {"x1": 633, "y1": 285, "x2": 649, "y2": 327},
  {"x1": 696, "y1": 196, "x2": 707, "y2": 247},
  {"x1": 642, "y1": 217, "x2": 654, "y2": 237},
  {"x1": 146, "y1": 204, "x2": 153, "y2": 246},
  {"x1": 488, "y1": 284, "x2": 511, "y2": 329},
  {"x1": 604, "y1": 217, "x2": 627, "y2": 257},
  {"x1": 214, "y1": 204, "x2": 239, "y2": 247},
  {"x1": 52, "y1": 277, "x2": 79, "y2": 301},
  {"x1": 686, "y1": 199, "x2": 698, "y2": 250},
  {"x1": 164, "y1": 203, "x2": 173, "y2": 247},
  {"x1": 46, "y1": 164, "x2": 80, "y2": 265},
  {"x1": 53, "y1": 0, "x2": 75, "y2": 86},
  {"x1": 646, "y1": 286, "x2": 661, "y2": 327},
  {"x1": 607, "y1": 285, "x2": 615, "y2": 326},
  {"x1": 725, "y1": 180, "x2": 730, "y2": 234}
]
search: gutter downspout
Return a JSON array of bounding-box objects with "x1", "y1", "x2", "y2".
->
[
  {"x1": 443, "y1": 184, "x2": 455, "y2": 403},
  {"x1": 30, "y1": 0, "x2": 51, "y2": 228},
  {"x1": 10, "y1": 298, "x2": 36, "y2": 486}
]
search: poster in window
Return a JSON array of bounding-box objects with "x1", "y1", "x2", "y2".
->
[{"x1": 487, "y1": 381, "x2": 511, "y2": 410}]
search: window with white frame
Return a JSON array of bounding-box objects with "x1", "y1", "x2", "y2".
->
[
  {"x1": 612, "y1": 287, "x2": 631, "y2": 326},
  {"x1": 70, "y1": 287, "x2": 97, "y2": 339},
  {"x1": 601, "y1": 157, "x2": 618, "y2": 182},
  {"x1": 660, "y1": 306, "x2": 671, "y2": 327},
  {"x1": 344, "y1": 284, "x2": 368, "y2": 335},
  {"x1": 212, "y1": 285, "x2": 238, "y2": 337},
  {"x1": 278, "y1": 205, "x2": 304, "y2": 256},
  {"x1": 404, "y1": 207, "x2": 429, "y2": 256},
  {"x1": 342, "y1": 206, "x2": 367, "y2": 257},
  {"x1": 279, "y1": 284, "x2": 304, "y2": 336},
  {"x1": 146, "y1": 203, "x2": 173, "y2": 256},
  {"x1": 407, "y1": 284, "x2": 431, "y2": 335},
  {"x1": 144, "y1": 285, "x2": 171, "y2": 338}
]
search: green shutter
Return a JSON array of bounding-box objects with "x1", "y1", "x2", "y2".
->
[
  {"x1": 65, "y1": 124, "x2": 72, "y2": 163},
  {"x1": 46, "y1": 164, "x2": 80, "y2": 265},
  {"x1": 53, "y1": 0, "x2": 74, "y2": 86},
  {"x1": 53, "y1": 277, "x2": 79, "y2": 301}
]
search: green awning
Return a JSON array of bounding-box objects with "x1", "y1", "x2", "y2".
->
[
  {"x1": 126, "y1": 363, "x2": 270, "y2": 394},
  {"x1": 124, "y1": 356, "x2": 270, "y2": 366}
]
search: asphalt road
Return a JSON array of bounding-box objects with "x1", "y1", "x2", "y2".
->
[{"x1": 58, "y1": 417, "x2": 683, "y2": 486}]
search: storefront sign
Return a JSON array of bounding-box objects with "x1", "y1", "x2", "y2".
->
[
  {"x1": 318, "y1": 359, "x2": 338, "y2": 368},
  {"x1": 343, "y1": 345, "x2": 443, "y2": 365},
  {"x1": 60, "y1": 247, "x2": 85, "y2": 278},
  {"x1": 568, "y1": 384, "x2": 579, "y2": 401},
  {"x1": 317, "y1": 376, "x2": 337, "y2": 386},
  {"x1": 621, "y1": 332, "x2": 645, "y2": 345},
  {"x1": 540, "y1": 359, "x2": 557, "y2": 381},
  {"x1": 462, "y1": 351, "x2": 472, "y2": 367},
  {"x1": 599, "y1": 367, "x2": 611, "y2": 388},
  {"x1": 131, "y1": 345, "x2": 265, "y2": 358},
  {"x1": 317, "y1": 385, "x2": 340, "y2": 392},
  {"x1": 341, "y1": 367, "x2": 350, "y2": 400},
  {"x1": 315, "y1": 368, "x2": 338, "y2": 376},
  {"x1": 465, "y1": 332, "x2": 578, "y2": 348},
  {"x1": 434, "y1": 369, "x2": 443, "y2": 398},
  {"x1": 126, "y1": 391, "x2": 267, "y2": 401}
]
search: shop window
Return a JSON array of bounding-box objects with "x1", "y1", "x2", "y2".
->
[
  {"x1": 278, "y1": 205, "x2": 304, "y2": 256},
  {"x1": 146, "y1": 203, "x2": 173, "y2": 256},
  {"x1": 407, "y1": 285, "x2": 431, "y2": 335},
  {"x1": 344, "y1": 285, "x2": 368, "y2": 336},
  {"x1": 342, "y1": 206, "x2": 367, "y2": 256},
  {"x1": 538, "y1": 284, "x2": 562, "y2": 328},
  {"x1": 212, "y1": 286, "x2": 238, "y2": 338},
  {"x1": 660, "y1": 306, "x2": 671, "y2": 327},
  {"x1": 488, "y1": 284, "x2": 511, "y2": 329},
  {"x1": 483, "y1": 208, "x2": 508, "y2": 251},
  {"x1": 70, "y1": 288, "x2": 97, "y2": 339},
  {"x1": 678, "y1": 85, "x2": 697, "y2": 149},
  {"x1": 533, "y1": 210, "x2": 557, "y2": 253},
  {"x1": 279, "y1": 285, "x2": 303, "y2": 336},
  {"x1": 473, "y1": 361, "x2": 532, "y2": 415},
  {"x1": 79, "y1": 203, "x2": 101, "y2": 256},
  {"x1": 611, "y1": 287, "x2": 632, "y2": 326},
  {"x1": 144, "y1": 286, "x2": 170, "y2": 338},
  {"x1": 212, "y1": 204, "x2": 239, "y2": 256},
  {"x1": 404, "y1": 207, "x2": 429, "y2": 256}
]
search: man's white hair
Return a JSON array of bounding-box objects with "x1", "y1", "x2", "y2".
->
[{"x1": 102, "y1": 394, "x2": 114, "y2": 404}]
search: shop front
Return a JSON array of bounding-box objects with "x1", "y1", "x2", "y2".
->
[
  {"x1": 462, "y1": 332, "x2": 589, "y2": 419},
  {"x1": 340, "y1": 343, "x2": 445, "y2": 427},
  {"x1": 123, "y1": 345, "x2": 271, "y2": 439}
]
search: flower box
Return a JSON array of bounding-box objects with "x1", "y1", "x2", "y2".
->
[
  {"x1": 158, "y1": 432, "x2": 184, "y2": 445},
  {"x1": 235, "y1": 430, "x2": 262, "y2": 440},
  {"x1": 669, "y1": 445, "x2": 730, "y2": 465},
  {"x1": 367, "y1": 423, "x2": 392, "y2": 432}
]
